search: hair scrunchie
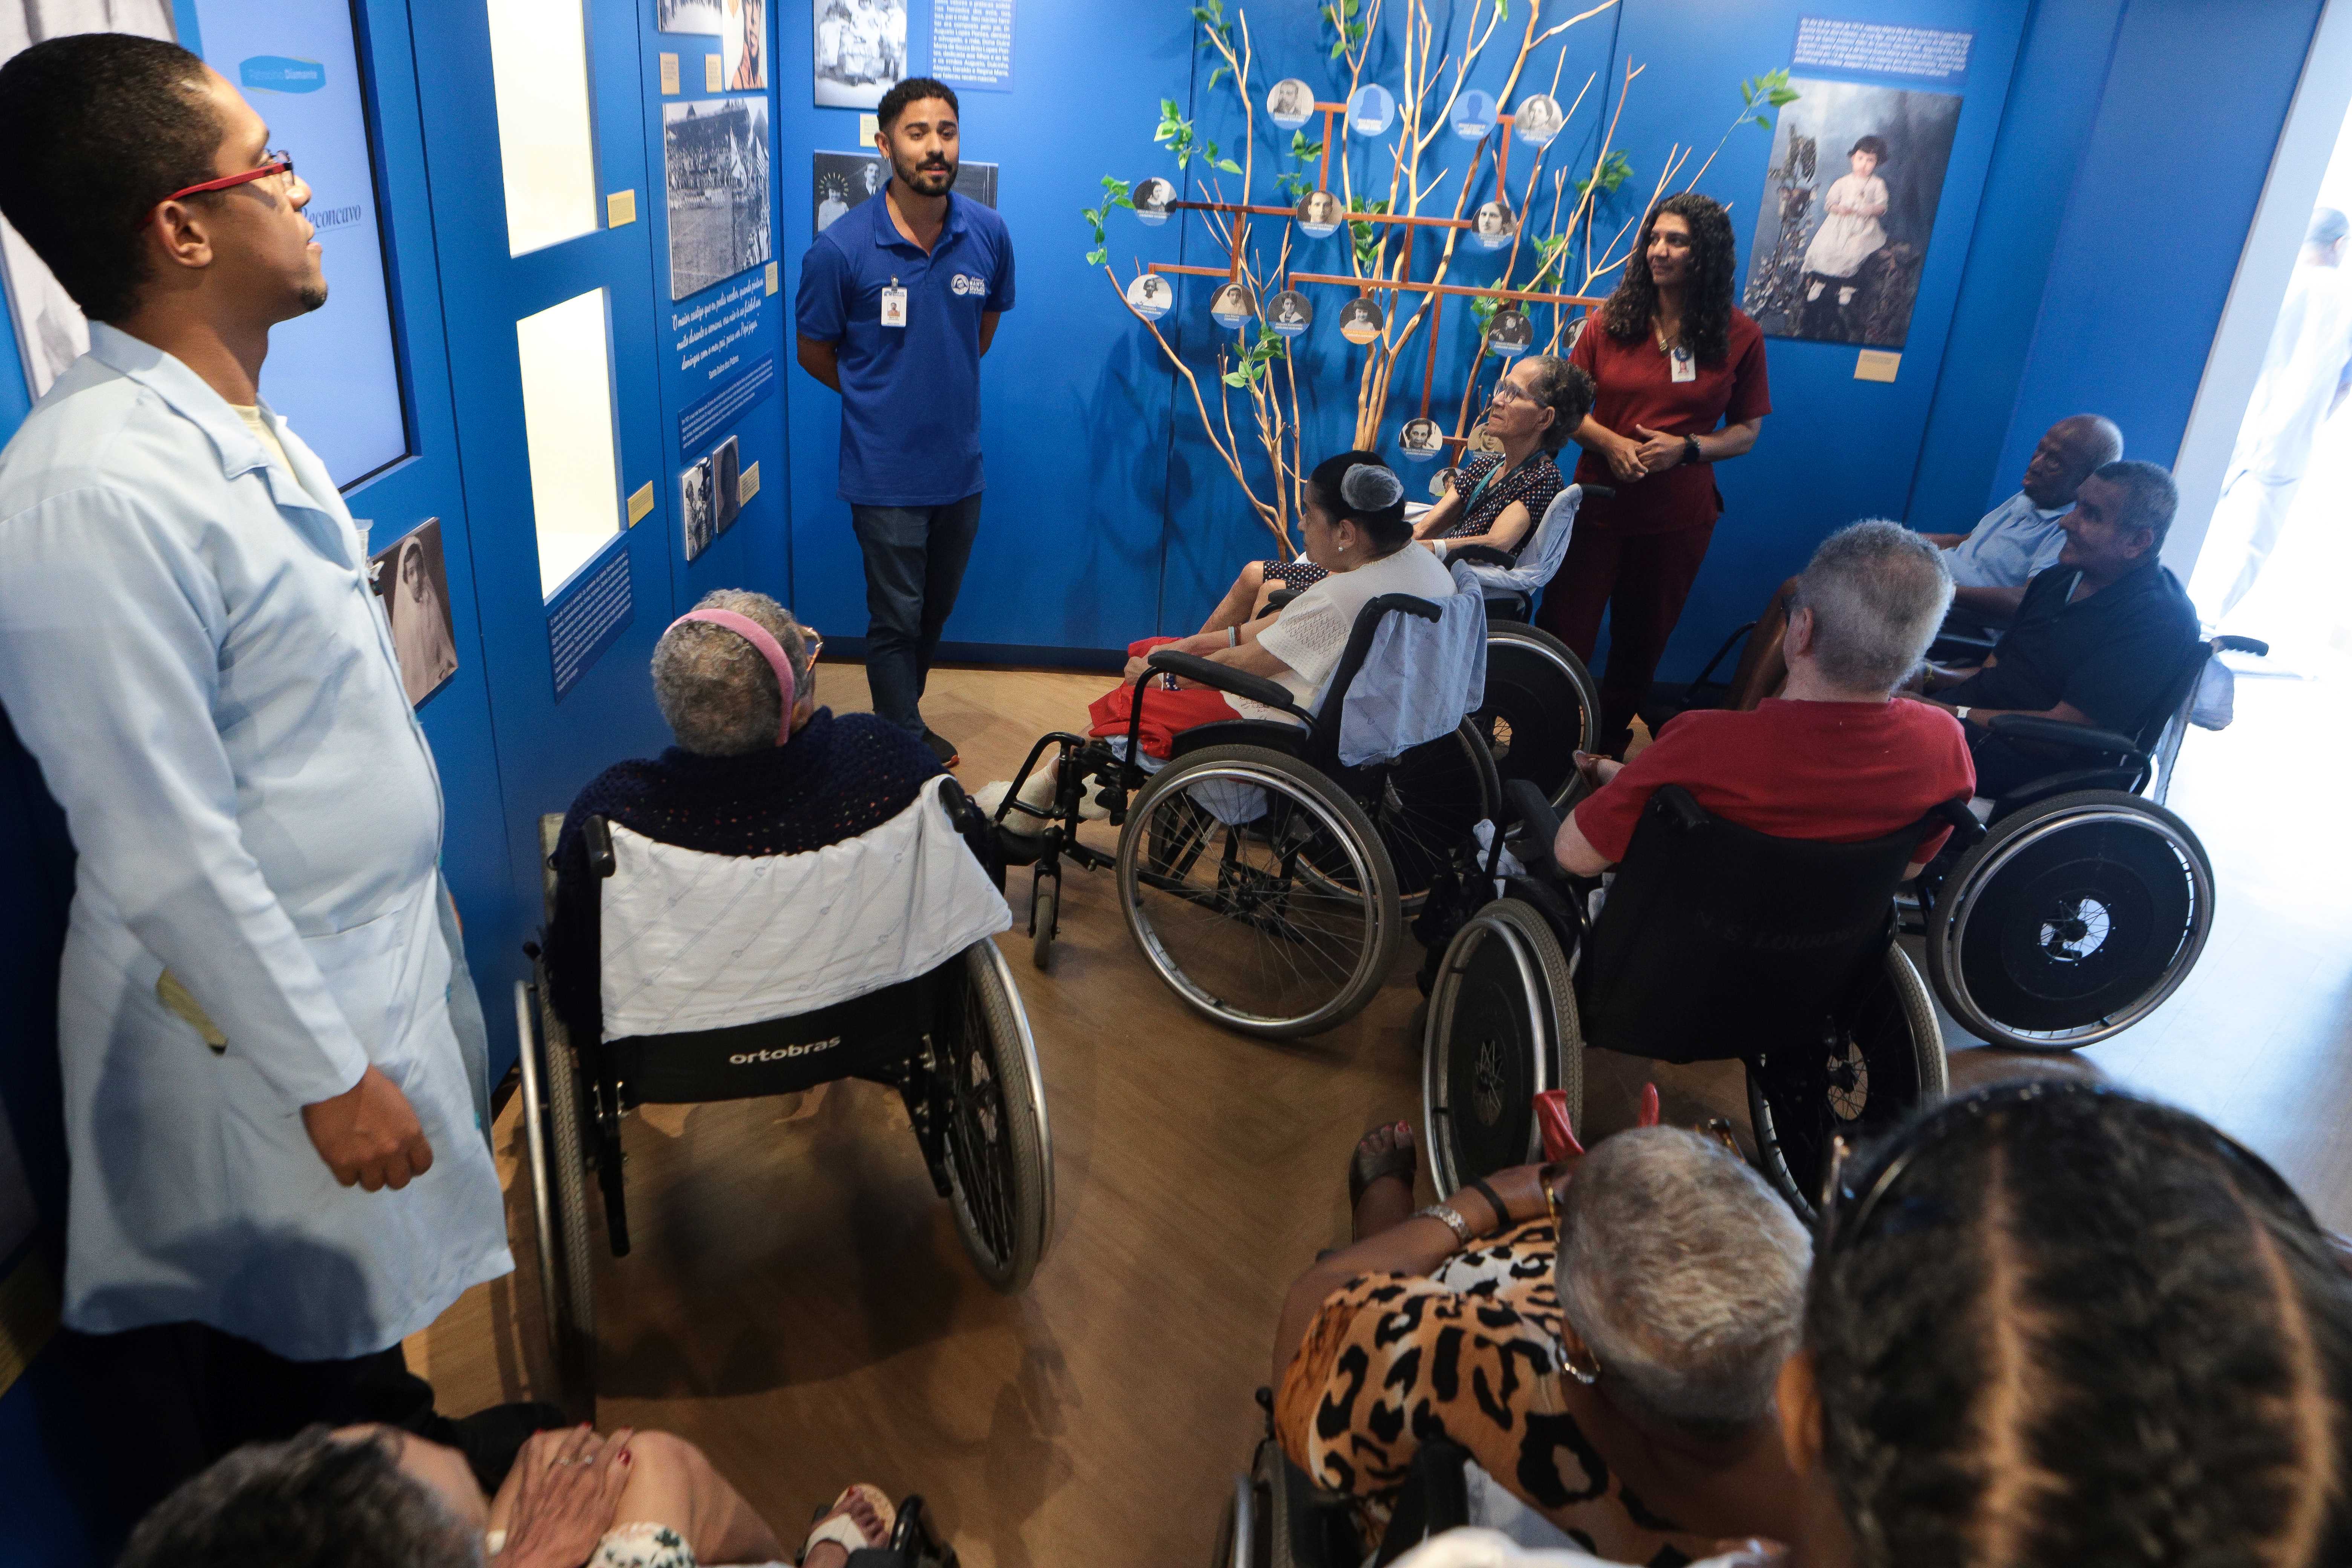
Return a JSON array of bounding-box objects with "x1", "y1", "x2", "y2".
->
[{"x1": 1341, "y1": 462, "x2": 1404, "y2": 512}]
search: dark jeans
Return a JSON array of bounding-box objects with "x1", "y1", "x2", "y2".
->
[
  {"x1": 57, "y1": 1321, "x2": 438, "y2": 1530},
  {"x1": 851, "y1": 495, "x2": 983, "y2": 735},
  {"x1": 1537, "y1": 521, "x2": 1718, "y2": 753}
]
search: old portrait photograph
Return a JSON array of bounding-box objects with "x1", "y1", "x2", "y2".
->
[
  {"x1": 680, "y1": 458, "x2": 715, "y2": 561},
  {"x1": 0, "y1": 0, "x2": 177, "y2": 398},
  {"x1": 665, "y1": 96, "x2": 772, "y2": 300},
  {"x1": 658, "y1": 0, "x2": 726, "y2": 33},
  {"x1": 722, "y1": 0, "x2": 764, "y2": 88},
  {"x1": 369, "y1": 520, "x2": 459, "y2": 706},
  {"x1": 712, "y1": 435, "x2": 742, "y2": 533},
  {"x1": 1742, "y1": 78, "x2": 1962, "y2": 349},
  {"x1": 813, "y1": 0, "x2": 904, "y2": 109},
  {"x1": 813, "y1": 150, "x2": 996, "y2": 233}
]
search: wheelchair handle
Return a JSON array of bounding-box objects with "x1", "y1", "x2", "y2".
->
[
  {"x1": 2215, "y1": 634, "x2": 2269, "y2": 657},
  {"x1": 1927, "y1": 795, "x2": 1987, "y2": 853},
  {"x1": 1442, "y1": 543, "x2": 1517, "y2": 569},
  {"x1": 583, "y1": 815, "x2": 617, "y2": 878},
  {"x1": 1576, "y1": 483, "x2": 1616, "y2": 501},
  {"x1": 1145, "y1": 648, "x2": 1314, "y2": 722}
]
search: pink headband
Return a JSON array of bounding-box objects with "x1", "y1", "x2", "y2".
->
[{"x1": 670, "y1": 608, "x2": 798, "y2": 746}]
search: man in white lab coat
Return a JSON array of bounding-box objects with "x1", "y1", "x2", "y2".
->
[{"x1": 0, "y1": 35, "x2": 518, "y2": 1519}]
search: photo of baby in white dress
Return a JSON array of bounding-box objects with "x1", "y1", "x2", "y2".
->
[{"x1": 1801, "y1": 135, "x2": 1889, "y2": 318}]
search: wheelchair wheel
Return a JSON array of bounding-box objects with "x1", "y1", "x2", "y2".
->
[
  {"x1": 1119, "y1": 744, "x2": 1402, "y2": 1038},
  {"x1": 516, "y1": 980, "x2": 597, "y2": 1422},
  {"x1": 1923, "y1": 789, "x2": 2214, "y2": 1051},
  {"x1": 1423, "y1": 899, "x2": 1579, "y2": 1193},
  {"x1": 1031, "y1": 871, "x2": 1058, "y2": 972},
  {"x1": 938, "y1": 941, "x2": 1054, "y2": 1292},
  {"x1": 1210, "y1": 1438, "x2": 1352, "y2": 1568},
  {"x1": 1366, "y1": 719, "x2": 1501, "y2": 911},
  {"x1": 1746, "y1": 944, "x2": 1946, "y2": 1222},
  {"x1": 1475, "y1": 624, "x2": 1601, "y2": 808}
]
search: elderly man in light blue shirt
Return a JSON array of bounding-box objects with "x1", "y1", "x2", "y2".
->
[
  {"x1": 1920, "y1": 413, "x2": 2122, "y2": 633},
  {"x1": 0, "y1": 34, "x2": 513, "y2": 1516}
]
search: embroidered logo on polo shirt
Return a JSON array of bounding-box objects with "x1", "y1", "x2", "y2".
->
[{"x1": 951, "y1": 273, "x2": 986, "y2": 296}]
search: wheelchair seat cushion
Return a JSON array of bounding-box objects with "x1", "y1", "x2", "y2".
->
[
  {"x1": 598, "y1": 774, "x2": 1011, "y2": 1037},
  {"x1": 1329, "y1": 560, "x2": 1487, "y2": 766}
]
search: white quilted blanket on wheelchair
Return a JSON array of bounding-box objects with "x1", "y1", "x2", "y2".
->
[{"x1": 598, "y1": 774, "x2": 1012, "y2": 1037}]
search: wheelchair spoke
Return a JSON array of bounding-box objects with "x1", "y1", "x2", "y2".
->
[{"x1": 945, "y1": 978, "x2": 1017, "y2": 1263}]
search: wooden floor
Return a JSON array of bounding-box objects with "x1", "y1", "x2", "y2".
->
[{"x1": 409, "y1": 658, "x2": 2352, "y2": 1567}]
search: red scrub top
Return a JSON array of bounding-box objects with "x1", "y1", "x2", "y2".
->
[{"x1": 1568, "y1": 307, "x2": 1772, "y2": 535}]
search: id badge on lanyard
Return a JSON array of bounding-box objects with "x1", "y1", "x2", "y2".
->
[
  {"x1": 1668, "y1": 345, "x2": 1696, "y2": 383},
  {"x1": 880, "y1": 282, "x2": 908, "y2": 328}
]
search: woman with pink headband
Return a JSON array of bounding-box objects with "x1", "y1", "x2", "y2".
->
[{"x1": 539, "y1": 589, "x2": 943, "y2": 1050}]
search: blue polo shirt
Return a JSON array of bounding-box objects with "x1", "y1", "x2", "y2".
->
[{"x1": 795, "y1": 188, "x2": 1015, "y2": 506}]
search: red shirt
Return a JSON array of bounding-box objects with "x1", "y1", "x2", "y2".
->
[
  {"x1": 1568, "y1": 308, "x2": 1772, "y2": 535},
  {"x1": 1573, "y1": 697, "x2": 1976, "y2": 864}
]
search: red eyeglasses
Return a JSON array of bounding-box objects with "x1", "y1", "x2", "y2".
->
[{"x1": 157, "y1": 151, "x2": 297, "y2": 209}]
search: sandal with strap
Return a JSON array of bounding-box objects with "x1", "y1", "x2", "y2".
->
[
  {"x1": 1348, "y1": 1121, "x2": 1418, "y2": 1210},
  {"x1": 798, "y1": 1484, "x2": 896, "y2": 1566}
]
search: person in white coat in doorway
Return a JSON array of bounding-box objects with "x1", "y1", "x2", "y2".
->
[{"x1": 0, "y1": 33, "x2": 536, "y2": 1528}]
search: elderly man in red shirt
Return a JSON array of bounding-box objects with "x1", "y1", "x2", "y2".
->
[{"x1": 1555, "y1": 519, "x2": 1976, "y2": 880}]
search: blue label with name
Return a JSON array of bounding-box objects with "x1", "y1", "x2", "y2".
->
[{"x1": 240, "y1": 55, "x2": 325, "y2": 92}]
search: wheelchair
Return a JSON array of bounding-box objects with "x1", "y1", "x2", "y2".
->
[
  {"x1": 1445, "y1": 484, "x2": 1607, "y2": 808},
  {"x1": 1910, "y1": 631, "x2": 2268, "y2": 1050},
  {"x1": 1211, "y1": 1389, "x2": 1473, "y2": 1568},
  {"x1": 1421, "y1": 779, "x2": 1978, "y2": 1219},
  {"x1": 514, "y1": 777, "x2": 1055, "y2": 1420},
  {"x1": 994, "y1": 574, "x2": 1497, "y2": 1038}
]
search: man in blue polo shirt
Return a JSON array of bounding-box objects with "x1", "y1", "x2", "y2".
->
[
  {"x1": 795, "y1": 75, "x2": 1013, "y2": 767},
  {"x1": 1919, "y1": 412, "x2": 2122, "y2": 635}
]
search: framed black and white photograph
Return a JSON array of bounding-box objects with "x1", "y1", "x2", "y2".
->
[
  {"x1": 0, "y1": 0, "x2": 176, "y2": 398},
  {"x1": 712, "y1": 435, "x2": 742, "y2": 533},
  {"x1": 1133, "y1": 175, "x2": 1177, "y2": 226},
  {"x1": 369, "y1": 519, "x2": 459, "y2": 706},
  {"x1": 1399, "y1": 417, "x2": 1444, "y2": 460},
  {"x1": 1488, "y1": 306, "x2": 1533, "y2": 356},
  {"x1": 722, "y1": 0, "x2": 764, "y2": 88},
  {"x1": 1512, "y1": 92, "x2": 1563, "y2": 147},
  {"x1": 658, "y1": 0, "x2": 726, "y2": 33},
  {"x1": 1339, "y1": 297, "x2": 1384, "y2": 345},
  {"x1": 1742, "y1": 77, "x2": 1962, "y2": 349},
  {"x1": 680, "y1": 458, "x2": 715, "y2": 561},
  {"x1": 1473, "y1": 199, "x2": 1515, "y2": 251},
  {"x1": 664, "y1": 96, "x2": 772, "y2": 300},
  {"x1": 1209, "y1": 282, "x2": 1254, "y2": 328},
  {"x1": 813, "y1": 150, "x2": 997, "y2": 234},
  {"x1": 1296, "y1": 188, "x2": 1343, "y2": 236},
  {"x1": 1266, "y1": 77, "x2": 1313, "y2": 128},
  {"x1": 813, "y1": 0, "x2": 905, "y2": 109}
]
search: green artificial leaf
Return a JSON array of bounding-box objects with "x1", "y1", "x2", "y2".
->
[
  {"x1": 1086, "y1": 247, "x2": 1107, "y2": 266},
  {"x1": 1223, "y1": 370, "x2": 1250, "y2": 386},
  {"x1": 1496, "y1": 0, "x2": 1508, "y2": 18},
  {"x1": 1216, "y1": 157, "x2": 1242, "y2": 174},
  {"x1": 1162, "y1": 96, "x2": 1182, "y2": 120},
  {"x1": 1208, "y1": 64, "x2": 1227, "y2": 89},
  {"x1": 1331, "y1": 38, "x2": 1346, "y2": 57},
  {"x1": 1344, "y1": 0, "x2": 1358, "y2": 16},
  {"x1": 1291, "y1": 130, "x2": 1324, "y2": 159},
  {"x1": 1770, "y1": 87, "x2": 1801, "y2": 106},
  {"x1": 1754, "y1": 113, "x2": 1772, "y2": 129}
]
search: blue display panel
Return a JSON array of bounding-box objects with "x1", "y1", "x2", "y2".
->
[{"x1": 187, "y1": 0, "x2": 409, "y2": 485}]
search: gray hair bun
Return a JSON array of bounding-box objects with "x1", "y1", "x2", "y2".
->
[{"x1": 1341, "y1": 462, "x2": 1404, "y2": 511}]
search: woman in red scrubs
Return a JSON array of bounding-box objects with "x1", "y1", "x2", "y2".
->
[{"x1": 1539, "y1": 191, "x2": 1771, "y2": 754}]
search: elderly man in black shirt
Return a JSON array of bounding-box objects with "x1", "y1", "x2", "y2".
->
[{"x1": 1920, "y1": 459, "x2": 2200, "y2": 798}]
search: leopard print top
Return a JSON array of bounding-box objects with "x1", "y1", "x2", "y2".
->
[{"x1": 1275, "y1": 1220, "x2": 1719, "y2": 1567}]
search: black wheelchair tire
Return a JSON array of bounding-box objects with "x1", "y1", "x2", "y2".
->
[
  {"x1": 1423, "y1": 899, "x2": 1579, "y2": 1194},
  {"x1": 1118, "y1": 744, "x2": 1402, "y2": 1038},
  {"x1": 518, "y1": 979, "x2": 598, "y2": 1423},
  {"x1": 1746, "y1": 943, "x2": 1946, "y2": 1222},
  {"x1": 941, "y1": 940, "x2": 1054, "y2": 1294},
  {"x1": 1216, "y1": 1436, "x2": 1348, "y2": 1568},
  {"x1": 1923, "y1": 789, "x2": 2213, "y2": 1051},
  {"x1": 1476, "y1": 625, "x2": 1602, "y2": 809},
  {"x1": 1031, "y1": 873, "x2": 1058, "y2": 972}
]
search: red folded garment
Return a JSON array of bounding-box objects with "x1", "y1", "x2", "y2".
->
[{"x1": 1086, "y1": 637, "x2": 1242, "y2": 759}]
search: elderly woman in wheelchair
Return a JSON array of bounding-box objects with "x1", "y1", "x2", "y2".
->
[
  {"x1": 977, "y1": 452, "x2": 1496, "y2": 1036},
  {"x1": 1233, "y1": 1121, "x2": 1811, "y2": 1565},
  {"x1": 522, "y1": 590, "x2": 1053, "y2": 1420}
]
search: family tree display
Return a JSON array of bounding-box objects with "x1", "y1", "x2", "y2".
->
[{"x1": 1081, "y1": 0, "x2": 1798, "y2": 557}]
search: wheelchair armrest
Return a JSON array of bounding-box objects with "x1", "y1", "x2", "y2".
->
[
  {"x1": 1442, "y1": 543, "x2": 1517, "y2": 569},
  {"x1": 1928, "y1": 795, "x2": 1986, "y2": 854},
  {"x1": 1146, "y1": 649, "x2": 1314, "y2": 721},
  {"x1": 583, "y1": 815, "x2": 617, "y2": 878},
  {"x1": 1263, "y1": 587, "x2": 1304, "y2": 612},
  {"x1": 1575, "y1": 483, "x2": 1615, "y2": 501},
  {"x1": 2217, "y1": 634, "x2": 2269, "y2": 657},
  {"x1": 1985, "y1": 713, "x2": 2146, "y2": 761}
]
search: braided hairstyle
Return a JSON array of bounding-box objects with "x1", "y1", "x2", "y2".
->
[
  {"x1": 1598, "y1": 191, "x2": 1740, "y2": 366},
  {"x1": 1809, "y1": 1085, "x2": 2352, "y2": 1568}
]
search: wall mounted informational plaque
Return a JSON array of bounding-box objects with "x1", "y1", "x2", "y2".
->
[
  {"x1": 547, "y1": 547, "x2": 635, "y2": 699},
  {"x1": 933, "y1": 0, "x2": 1014, "y2": 92},
  {"x1": 1792, "y1": 17, "x2": 1973, "y2": 84},
  {"x1": 0, "y1": 0, "x2": 408, "y2": 487}
]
